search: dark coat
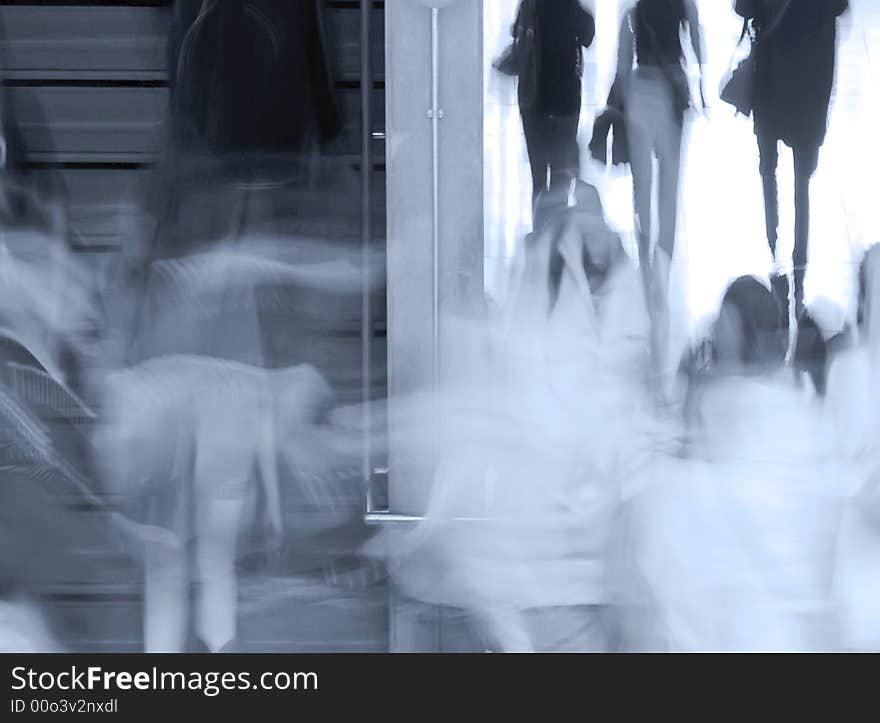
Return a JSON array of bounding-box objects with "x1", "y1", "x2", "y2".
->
[
  {"x1": 514, "y1": 0, "x2": 595, "y2": 115},
  {"x1": 735, "y1": 0, "x2": 848, "y2": 148},
  {"x1": 169, "y1": 0, "x2": 342, "y2": 157}
]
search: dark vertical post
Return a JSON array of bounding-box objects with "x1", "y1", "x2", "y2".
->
[{"x1": 360, "y1": 0, "x2": 374, "y2": 515}]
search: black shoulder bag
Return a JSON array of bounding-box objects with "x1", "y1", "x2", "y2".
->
[{"x1": 720, "y1": 0, "x2": 793, "y2": 117}]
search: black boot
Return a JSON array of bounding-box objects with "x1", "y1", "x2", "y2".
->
[{"x1": 770, "y1": 270, "x2": 790, "y2": 330}]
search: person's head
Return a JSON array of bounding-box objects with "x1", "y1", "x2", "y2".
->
[{"x1": 713, "y1": 275, "x2": 786, "y2": 371}]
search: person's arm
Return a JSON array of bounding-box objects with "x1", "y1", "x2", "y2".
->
[
  {"x1": 615, "y1": 9, "x2": 635, "y2": 97},
  {"x1": 684, "y1": 0, "x2": 706, "y2": 109},
  {"x1": 684, "y1": 0, "x2": 704, "y2": 66},
  {"x1": 575, "y1": 2, "x2": 596, "y2": 49}
]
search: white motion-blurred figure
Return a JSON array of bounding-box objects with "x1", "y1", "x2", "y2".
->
[
  {"x1": 631, "y1": 277, "x2": 845, "y2": 651},
  {"x1": 95, "y1": 356, "x2": 337, "y2": 653},
  {"x1": 827, "y1": 246, "x2": 880, "y2": 650},
  {"x1": 382, "y1": 189, "x2": 653, "y2": 651},
  {"x1": 94, "y1": 242, "x2": 372, "y2": 653}
]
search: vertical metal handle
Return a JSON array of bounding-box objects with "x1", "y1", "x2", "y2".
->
[
  {"x1": 361, "y1": 0, "x2": 375, "y2": 515},
  {"x1": 431, "y1": 7, "x2": 440, "y2": 394}
]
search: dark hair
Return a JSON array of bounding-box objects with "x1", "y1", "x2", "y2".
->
[{"x1": 717, "y1": 275, "x2": 786, "y2": 368}]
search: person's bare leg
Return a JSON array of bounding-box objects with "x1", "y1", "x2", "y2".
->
[
  {"x1": 793, "y1": 144, "x2": 819, "y2": 318},
  {"x1": 194, "y1": 489, "x2": 247, "y2": 653},
  {"x1": 192, "y1": 402, "x2": 253, "y2": 653},
  {"x1": 758, "y1": 133, "x2": 780, "y2": 262},
  {"x1": 651, "y1": 113, "x2": 682, "y2": 385},
  {"x1": 143, "y1": 540, "x2": 188, "y2": 652},
  {"x1": 627, "y1": 107, "x2": 655, "y2": 308}
]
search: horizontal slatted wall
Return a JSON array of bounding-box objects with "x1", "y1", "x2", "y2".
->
[{"x1": 0, "y1": 0, "x2": 385, "y2": 250}]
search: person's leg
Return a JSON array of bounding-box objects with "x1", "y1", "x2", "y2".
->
[
  {"x1": 143, "y1": 542, "x2": 188, "y2": 652},
  {"x1": 757, "y1": 132, "x2": 780, "y2": 260},
  {"x1": 192, "y1": 403, "x2": 254, "y2": 654},
  {"x1": 194, "y1": 487, "x2": 248, "y2": 653},
  {"x1": 649, "y1": 103, "x2": 683, "y2": 382},
  {"x1": 625, "y1": 98, "x2": 655, "y2": 304},
  {"x1": 793, "y1": 143, "x2": 820, "y2": 315},
  {"x1": 656, "y1": 117, "x2": 683, "y2": 261},
  {"x1": 521, "y1": 109, "x2": 549, "y2": 202},
  {"x1": 546, "y1": 113, "x2": 581, "y2": 188}
]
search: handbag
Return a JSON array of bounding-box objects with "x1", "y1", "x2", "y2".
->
[
  {"x1": 589, "y1": 80, "x2": 628, "y2": 167},
  {"x1": 493, "y1": 42, "x2": 519, "y2": 77},
  {"x1": 720, "y1": 0, "x2": 794, "y2": 117}
]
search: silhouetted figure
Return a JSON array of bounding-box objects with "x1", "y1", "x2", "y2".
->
[
  {"x1": 511, "y1": 0, "x2": 595, "y2": 204},
  {"x1": 617, "y1": 0, "x2": 704, "y2": 275},
  {"x1": 633, "y1": 275, "x2": 843, "y2": 651},
  {"x1": 735, "y1": 0, "x2": 849, "y2": 315},
  {"x1": 615, "y1": 0, "x2": 704, "y2": 380},
  {"x1": 169, "y1": 0, "x2": 341, "y2": 163},
  {"x1": 148, "y1": 0, "x2": 344, "y2": 258}
]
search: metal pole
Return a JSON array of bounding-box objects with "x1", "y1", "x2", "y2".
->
[
  {"x1": 431, "y1": 7, "x2": 440, "y2": 393},
  {"x1": 361, "y1": 0, "x2": 374, "y2": 516}
]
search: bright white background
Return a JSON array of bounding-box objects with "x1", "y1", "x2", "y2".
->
[{"x1": 483, "y1": 0, "x2": 879, "y2": 335}]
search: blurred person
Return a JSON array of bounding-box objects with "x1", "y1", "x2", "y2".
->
[
  {"x1": 615, "y1": 0, "x2": 705, "y2": 379},
  {"x1": 629, "y1": 276, "x2": 845, "y2": 650},
  {"x1": 826, "y1": 247, "x2": 880, "y2": 649},
  {"x1": 376, "y1": 182, "x2": 653, "y2": 652},
  {"x1": 502, "y1": 0, "x2": 595, "y2": 204},
  {"x1": 105, "y1": 1, "x2": 368, "y2": 653},
  {"x1": 94, "y1": 355, "x2": 341, "y2": 652},
  {"x1": 131, "y1": 0, "x2": 351, "y2": 364},
  {"x1": 0, "y1": 231, "x2": 151, "y2": 652},
  {"x1": 90, "y1": 243, "x2": 380, "y2": 652},
  {"x1": 735, "y1": 0, "x2": 849, "y2": 317},
  {"x1": 0, "y1": 217, "x2": 377, "y2": 653}
]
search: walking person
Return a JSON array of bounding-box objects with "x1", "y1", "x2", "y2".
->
[
  {"x1": 734, "y1": 0, "x2": 849, "y2": 317},
  {"x1": 615, "y1": 0, "x2": 705, "y2": 381},
  {"x1": 504, "y1": 0, "x2": 595, "y2": 205}
]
